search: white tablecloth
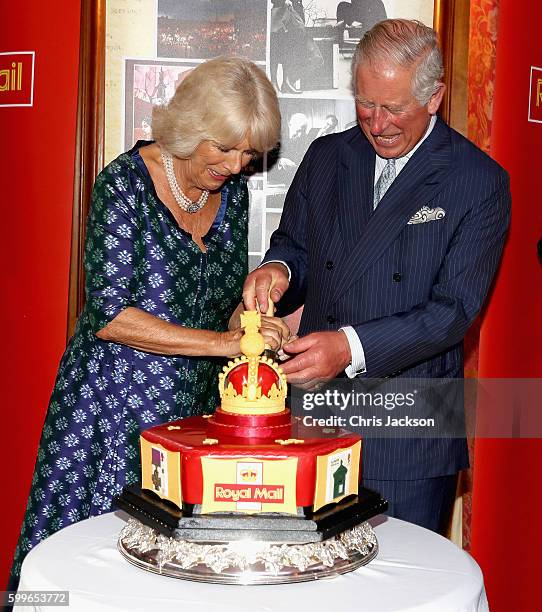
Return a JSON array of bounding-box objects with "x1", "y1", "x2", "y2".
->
[{"x1": 17, "y1": 512, "x2": 488, "y2": 612}]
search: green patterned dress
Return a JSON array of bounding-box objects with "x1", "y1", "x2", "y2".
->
[{"x1": 10, "y1": 141, "x2": 248, "y2": 583}]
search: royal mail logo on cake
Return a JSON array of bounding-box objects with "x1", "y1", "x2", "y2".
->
[
  {"x1": 213, "y1": 483, "x2": 285, "y2": 503},
  {"x1": 237, "y1": 461, "x2": 262, "y2": 490},
  {"x1": 528, "y1": 66, "x2": 542, "y2": 123},
  {"x1": 0, "y1": 52, "x2": 35, "y2": 107},
  {"x1": 239, "y1": 468, "x2": 258, "y2": 482},
  {"x1": 213, "y1": 461, "x2": 284, "y2": 509}
]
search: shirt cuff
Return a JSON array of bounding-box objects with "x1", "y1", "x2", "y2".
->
[
  {"x1": 339, "y1": 326, "x2": 367, "y2": 378},
  {"x1": 259, "y1": 260, "x2": 292, "y2": 281}
]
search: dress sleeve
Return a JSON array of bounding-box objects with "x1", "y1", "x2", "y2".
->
[{"x1": 83, "y1": 159, "x2": 142, "y2": 333}]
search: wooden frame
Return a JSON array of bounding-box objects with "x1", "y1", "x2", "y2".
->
[
  {"x1": 66, "y1": 0, "x2": 467, "y2": 340},
  {"x1": 67, "y1": 0, "x2": 105, "y2": 338},
  {"x1": 434, "y1": 0, "x2": 470, "y2": 134}
]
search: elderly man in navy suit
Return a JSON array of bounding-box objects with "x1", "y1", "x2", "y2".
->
[{"x1": 243, "y1": 19, "x2": 510, "y2": 533}]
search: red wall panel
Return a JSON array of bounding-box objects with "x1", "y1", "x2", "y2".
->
[
  {"x1": 472, "y1": 1, "x2": 542, "y2": 610},
  {"x1": 0, "y1": 3, "x2": 81, "y2": 588}
]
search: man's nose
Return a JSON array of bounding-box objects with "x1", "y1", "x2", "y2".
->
[{"x1": 370, "y1": 107, "x2": 390, "y2": 134}]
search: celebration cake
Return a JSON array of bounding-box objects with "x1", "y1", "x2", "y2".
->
[{"x1": 116, "y1": 312, "x2": 386, "y2": 583}]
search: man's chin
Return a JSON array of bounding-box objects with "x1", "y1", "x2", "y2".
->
[{"x1": 376, "y1": 151, "x2": 396, "y2": 159}]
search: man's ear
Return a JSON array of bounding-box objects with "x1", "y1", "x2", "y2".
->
[{"x1": 428, "y1": 83, "x2": 446, "y2": 114}]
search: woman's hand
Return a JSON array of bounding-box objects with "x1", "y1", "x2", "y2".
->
[
  {"x1": 216, "y1": 328, "x2": 243, "y2": 357},
  {"x1": 98, "y1": 308, "x2": 290, "y2": 359},
  {"x1": 227, "y1": 302, "x2": 244, "y2": 331},
  {"x1": 259, "y1": 315, "x2": 291, "y2": 351},
  {"x1": 220, "y1": 316, "x2": 291, "y2": 356}
]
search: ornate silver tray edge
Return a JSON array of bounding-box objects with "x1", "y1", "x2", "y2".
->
[{"x1": 117, "y1": 519, "x2": 379, "y2": 585}]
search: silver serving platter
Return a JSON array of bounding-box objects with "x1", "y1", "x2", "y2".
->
[{"x1": 118, "y1": 518, "x2": 378, "y2": 585}]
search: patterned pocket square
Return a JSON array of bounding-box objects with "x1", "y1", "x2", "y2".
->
[{"x1": 407, "y1": 206, "x2": 446, "y2": 225}]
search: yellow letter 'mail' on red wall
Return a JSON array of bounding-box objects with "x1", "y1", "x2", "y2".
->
[
  {"x1": 0, "y1": 52, "x2": 35, "y2": 107},
  {"x1": 528, "y1": 66, "x2": 542, "y2": 123}
]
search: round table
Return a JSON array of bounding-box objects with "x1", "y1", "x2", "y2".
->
[{"x1": 17, "y1": 512, "x2": 488, "y2": 612}]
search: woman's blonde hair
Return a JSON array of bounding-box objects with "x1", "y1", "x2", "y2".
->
[{"x1": 152, "y1": 57, "x2": 280, "y2": 158}]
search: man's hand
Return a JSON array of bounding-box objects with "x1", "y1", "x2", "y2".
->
[
  {"x1": 279, "y1": 331, "x2": 352, "y2": 389},
  {"x1": 243, "y1": 263, "x2": 290, "y2": 313}
]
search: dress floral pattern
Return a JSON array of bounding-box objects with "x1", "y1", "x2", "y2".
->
[{"x1": 10, "y1": 142, "x2": 248, "y2": 581}]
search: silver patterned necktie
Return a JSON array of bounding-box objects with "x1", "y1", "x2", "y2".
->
[{"x1": 373, "y1": 158, "x2": 396, "y2": 209}]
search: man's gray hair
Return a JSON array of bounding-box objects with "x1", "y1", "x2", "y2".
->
[{"x1": 352, "y1": 19, "x2": 444, "y2": 105}]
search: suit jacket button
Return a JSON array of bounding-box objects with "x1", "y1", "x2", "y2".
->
[
  {"x1": 327, "y1": 315, "x2": 336, "y2": 324},
  {"x1": 393, "y1": 272, "x2": 402, "y2": 282},
  {"x1": 325, "y1": 260, "x2": 334, "y2": 270}
]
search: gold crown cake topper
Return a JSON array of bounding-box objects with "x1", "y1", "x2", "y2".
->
[{"x1": 218, "y1": 311, "x2": 287, "y2": 415}]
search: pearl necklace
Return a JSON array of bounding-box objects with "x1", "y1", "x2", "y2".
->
[{"x1": 161, "y1": 149, "x2": 209, "y2": 213}]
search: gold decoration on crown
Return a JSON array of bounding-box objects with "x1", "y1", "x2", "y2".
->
[{"x1": 218, "y1": 311, "x2": 287, "y2": 415}]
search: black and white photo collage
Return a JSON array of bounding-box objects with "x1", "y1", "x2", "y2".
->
[{"x1": 124, "y1": 0, "x2": 389, "y2": 270}]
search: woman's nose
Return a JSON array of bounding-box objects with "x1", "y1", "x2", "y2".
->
[{"x1": 225, "y1": 151, "x2": 243, "y2": 174}]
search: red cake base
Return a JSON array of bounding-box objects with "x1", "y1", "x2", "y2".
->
[{"x1": 141, "y1": 415, "x2": 361, "y2": 510}]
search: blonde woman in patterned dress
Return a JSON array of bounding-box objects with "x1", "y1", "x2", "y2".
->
[{"x1": 9, "y1": 57, "x2": 287, "y2": 591}]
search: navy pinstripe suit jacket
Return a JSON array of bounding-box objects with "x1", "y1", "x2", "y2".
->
[{"x1": 264, "y1": 116, "x2": 511, "y2": 479}]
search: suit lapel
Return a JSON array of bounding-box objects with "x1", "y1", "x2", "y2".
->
[
  {"x1": 337, "y1": 130, "x2": 375, "y2": 252},
  {"x1": 330, "y1": 117, "x2": 453, "y2": 305}
]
